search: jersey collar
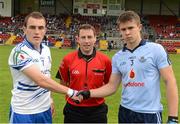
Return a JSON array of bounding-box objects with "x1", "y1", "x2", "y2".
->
[
  {"x1": 23, "y1": 37, "x2": 44, "y2": 53},
  {"x1": 122, "y1": 40, "x2": 146, "y2": 53},
  {"x1": 78, "y1": 47, "x2": 96, "y2": 61}
]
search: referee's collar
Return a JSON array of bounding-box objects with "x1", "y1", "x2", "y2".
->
[
  {"x1": 122, "y1": 40, "x2": 146, "y2": 53},
  {"x1": 78, "y1": 47, "x2": 96, "y2": 61}
]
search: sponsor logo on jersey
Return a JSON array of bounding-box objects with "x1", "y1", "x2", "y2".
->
[
  {"x1": 123, "y1": 82, "x2": 144, "y2": 87},
  {"x1": 129, "y1": 69, "x2": 135, "y2": 79},
  {"x1": 72, "y1": 70, "x2": 80, "y2": 74},
  {"x1": 119, "y1": 61, "x2": 126, "y2": 66},
  {"x1": 128, "y1": 56, "x2": 136, "y2": 60},
  {"x1": 33, "y1": 59, "x2": 39, "y2": 62}
]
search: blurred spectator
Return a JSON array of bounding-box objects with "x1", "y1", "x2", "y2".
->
[{"x1": 42, "y1": 35, "x2": 49, "y2": 46}]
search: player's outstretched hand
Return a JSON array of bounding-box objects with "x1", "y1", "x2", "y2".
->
[
  {"x1": 76, "y1": 90, "x2": 90, "y2": 100},
  {"x1": 67, "y1": 88, "x2": 82, "y2": 104}
]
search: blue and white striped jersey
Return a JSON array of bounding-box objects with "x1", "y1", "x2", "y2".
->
[
  {"x1": 112, "y1": 40, "x2": 171, "y2": 113},
  {"x1": 8, "y1": 39, "x2": 52, "y2": 114}
]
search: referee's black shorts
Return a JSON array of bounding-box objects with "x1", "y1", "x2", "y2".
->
[
  {"x1": 118, "y1": 105, "x2": 162, "y2": 123},
  {"x1": 63, "y1": 102, "x2": 108, "y2": 123}
]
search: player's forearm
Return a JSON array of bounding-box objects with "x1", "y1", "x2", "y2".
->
[
  {"x1": 23, "y1": 65, "x2": 70, "y2": 94},
  {"x1": 90, "y1": 81, "x2": 118, "y2": 98},
  {"x1": 166, "y1": 80, "x2": 178, "y2": 116},
  {"x1": 37, "y1": 76, "x2": 69, "y2": 94}
]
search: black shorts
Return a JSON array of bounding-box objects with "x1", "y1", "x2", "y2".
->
[
  {"x1": 63, "y1": 102, "x2": 108, "y2": 123},
  {"x1": 118, "y1": 105, "x2": 162, "y2": 123}
]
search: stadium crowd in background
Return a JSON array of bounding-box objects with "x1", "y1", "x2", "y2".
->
[
  {"x1": 1, "y1": 11, "x2": 180, "y2": 48},
  {"x1": 77, "y1": 10, "x2": 179, "y2": 123},
  {"x1": 8, "y1": 11, "x2": 80, "y2": 123},
  {"x1": 56, "y1": 24, "x2": 112, "y2": 123}
]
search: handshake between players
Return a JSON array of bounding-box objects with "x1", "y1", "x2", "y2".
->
[{"x1": 69, "y1": 90, "x2": 91, "y2": 104}]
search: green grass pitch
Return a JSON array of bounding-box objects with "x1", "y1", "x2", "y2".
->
[{"x1": 0, "y1": 45, "x2": 179, "y2": 123}]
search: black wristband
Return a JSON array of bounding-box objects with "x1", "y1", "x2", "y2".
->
[
  {"x1": 76, "y1": 90, "x2": 90, "y2": 100},
  {"x1": 168, "y1": 116, "x2": 178, "y2": 123},
  {"x1": 83, "y1": 90, "x2": 90, "y2": 99}
]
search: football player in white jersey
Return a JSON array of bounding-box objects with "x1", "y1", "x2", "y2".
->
[
  {"x1": 8, "y1": 11, "x2": 80, "y2": 123},
  {"x1": 77, "y1": 11, "x2": 178, "y2": 123}
]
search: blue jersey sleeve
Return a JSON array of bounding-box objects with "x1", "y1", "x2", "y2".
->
[
  {"x1": 154, "y1": 44, "x2": 171, "y2": 69},
  {"x1": 112, "y1": 53, "x2": 121, "y2": 74}
]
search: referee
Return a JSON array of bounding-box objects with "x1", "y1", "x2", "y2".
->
[{"x1": 56, "y1": 24, "x2": 112, "y2": 123}]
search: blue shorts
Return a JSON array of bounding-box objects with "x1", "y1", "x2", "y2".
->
[
  {"x1": 9, "y1": 107, "x2": 52, "y2": 123},
  {"x1": 118, "y1": 105, "x2": 162, "y2": 123}
]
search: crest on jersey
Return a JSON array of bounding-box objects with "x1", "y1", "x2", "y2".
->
[
  {"x1": 15, "y1": 50, "x2": 32, "y2": 65},
  {"x1": 129, "y1": 69, "x2": 135, "y2": 79},
  {"x1": 139, "y1": 56, "x2": 146, "y2": 63},
  {"x1": 72, "y1": 70, "x2": 80, "y2": 74}
]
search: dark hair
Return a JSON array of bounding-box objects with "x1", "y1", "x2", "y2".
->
[
  {"x1": 117, "y1": 10, "x2": 141, "y2": 25},
  {"x1": 23, "y1": 11, "x2": 46, "y2": 27},
  {"x1": 78, "y1": 24, "x2": 96, "y2": 36}
]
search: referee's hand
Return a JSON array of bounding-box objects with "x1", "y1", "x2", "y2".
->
[{"x1": 76, "y1": 90, "x2": 90, "y2": 100}]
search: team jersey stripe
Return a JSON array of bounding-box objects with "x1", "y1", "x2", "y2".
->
[
  {"x1": 18, "y1": 82, "x2": 38, "y2": 88},
  {"x1": 156, "y1": 112, "x2": 162, "y2": 123},
  {"x1": 17, "y1": 86, "x2": 40, "y2": 91},
  {"x1": 13, "y1": 51, "x2": 18, "y2": 65},
  {"x1": 11, "y1": 59, "x2": 32, "y2": 70},
  {"x1": 9, "y1": 108, "x2": 14, "y2": 123},
  {"x1": 31, "y1": 89, "x2": 49, "y2": 100},
  {"x1": 166, "y1": 54, "x2": 171, "y2": 65},
  {"x1": 17, "y1": 82, "x2": 40, "y2": 91},
  {"x1": 12, "y1": 65, "x2": 25, "y2": 70}
]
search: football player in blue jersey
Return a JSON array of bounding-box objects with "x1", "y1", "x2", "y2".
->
[
  {"x1": 77, "y1": 10, "x2": 178, "y2": 123},
  {"x1": 8, "y1": 11, "x2": 80, "y2": 123}
]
